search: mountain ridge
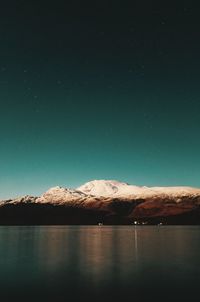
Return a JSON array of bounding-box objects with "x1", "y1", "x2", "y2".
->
[
  {"x1": 1, "y1": 180, "x2": 200, "y2": 225},
  {"x1": 2, "y1": 180, "x2": 200, "y2": 202},
  {"x1": 77, "y1": 179, "x2": 200, "y2": 198}
]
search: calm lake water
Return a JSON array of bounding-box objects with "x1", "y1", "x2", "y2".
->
[{"x1": 0, "y1": 226, "x2": 200, "y2": 302}]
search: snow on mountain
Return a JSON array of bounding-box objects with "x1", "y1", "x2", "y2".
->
[
  {"x1": 2, "y1": 180, "x2": 200, "y2": 206},
  {"x1": 0, "y1": 195, "x2": 37, "y2": 205},
  {"x1": 77, "y1": 180, "x2": 200, "y2": 198},
  {"x1": 148, "y1": 186, "x2": 200, "y2": 195},
  {"x1": 36, "y1": 186, "x2": 87, "y2": 204},
  {"x1": 1, "y1": 180, "x2": 200, "y2": 224},
  {"x1": 77, "y1": 180, "x2": 129, "y2": 196}
]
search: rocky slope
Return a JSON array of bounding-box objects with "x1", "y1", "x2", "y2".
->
[{"x1": 1, "y1": 180, "x2": 200, "y2": 224}]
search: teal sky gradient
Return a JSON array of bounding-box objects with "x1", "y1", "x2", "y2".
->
[{"x1": 0, "y1": 2, "x2": 200, "y2": 198}]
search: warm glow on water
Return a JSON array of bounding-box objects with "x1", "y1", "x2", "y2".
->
[{"x1": 0, "y1": 226, "x2": 200, "y2": 302}]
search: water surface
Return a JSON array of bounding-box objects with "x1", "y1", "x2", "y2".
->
[{"x1": 0, "y1": 226, "x2": 199, "y2": 302}]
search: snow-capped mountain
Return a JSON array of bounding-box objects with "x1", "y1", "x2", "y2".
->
[
  {"x1": 2, "y1": 180, "x2": 200, "y2": 204},
  {"x1": 1, "y1": 180, "x2": 200, "y2": 205},
  {"x1": 0, "y1": 195, "x2": 37, "y2": 205},
  {"x1": 77, "y1": 180, "x2": 130, "y2": 196},
  {"x1": 1, "y1": 180, "x2": 200, "y2": 225},
  {"x1": 77, "y1": 179, "x2": 200, "y2": 198},
  {"x1": 36, "y1": 186, "x2": 88, "y2": 204}
]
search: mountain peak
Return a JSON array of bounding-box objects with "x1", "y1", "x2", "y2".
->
[
  {"x1": 77, "y1": 179, "x2": 135, "y2": 196},
  {"x1": 36, "y1": 185, "x2": 87, "y2": 204},
  {"x1": 77, "y1": 180, "x2": 200, "y2": 198},
  {"x1": 1, "y1": 180, "x2": 200, "y2": 225}
]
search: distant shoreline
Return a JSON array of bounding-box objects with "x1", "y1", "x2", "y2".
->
[{"x1": 0, "y1": 202, "x2": 200, "y2": 225}]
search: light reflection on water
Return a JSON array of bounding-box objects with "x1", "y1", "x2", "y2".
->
[{"x1": 0, "y1": 226, "x2": 200, "y2": 301}]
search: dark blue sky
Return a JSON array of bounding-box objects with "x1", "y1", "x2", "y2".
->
[{"x1": 0, "y1": 1, "x2": 200, "y2": 198}]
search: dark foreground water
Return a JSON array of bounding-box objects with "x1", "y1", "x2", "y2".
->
[{"x1": 0, "y1": 226, "x2": 200, "y2": 302}]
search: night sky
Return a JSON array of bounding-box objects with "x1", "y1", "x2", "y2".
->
[{"x1": 0, "y1": 1, "x2": 200, "y2": 198}]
